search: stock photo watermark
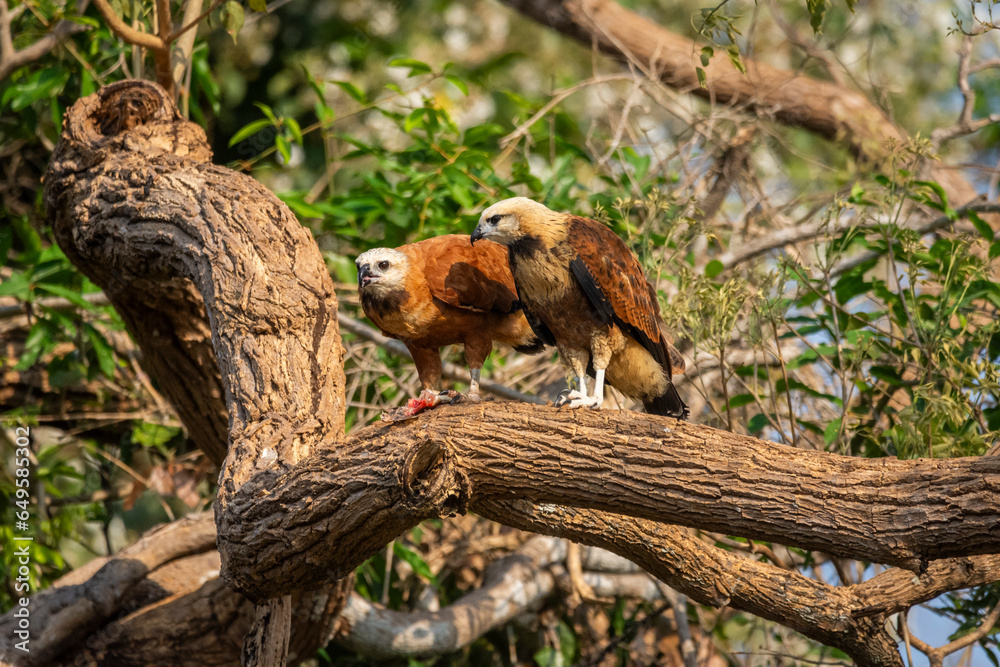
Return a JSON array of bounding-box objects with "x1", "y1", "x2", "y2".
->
[{"x1": 11, "y1": 426, "x2": 33, "y2": 654}]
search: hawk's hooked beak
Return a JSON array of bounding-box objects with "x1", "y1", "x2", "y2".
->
[
  {"x1": 357, "y1": 263, "x2": 373, "y2": 288},
  {"x1": 470, "y1": 225, "x2": 485, "y2": 246}
]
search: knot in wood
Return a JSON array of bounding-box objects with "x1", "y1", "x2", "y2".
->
[
  {"x1": 96, "y1": 80, "x2": 173, "y2": 135},
  {"x1": 401, "y1": 438, "x2": 469, "y2": 517}
]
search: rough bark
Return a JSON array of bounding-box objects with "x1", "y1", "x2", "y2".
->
[
  {"x1": 43, "y1": 79, "x2": 348, "y2": 667},
  {"x1": 38, "y1": 80, "x2": 1000, "y2": 667},
  {"x1": 212, "y1": 402, "x2": 999, "y2": 600},
  {"x1": 44, "y1": 80, "x2": 347, "y2": 487},
  {"x1": 0, "y1": 512, "x2": 352, "y2": 667},
  {"x1": 501, "y1": 0, "x2": 991, "y2": 221}
]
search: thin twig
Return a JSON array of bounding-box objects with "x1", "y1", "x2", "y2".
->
[{"x1": 497, "y1": 74, "x2": 634, "y2": 159}]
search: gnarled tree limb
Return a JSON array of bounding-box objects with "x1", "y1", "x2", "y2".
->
[{"x1": 216, "y1": 403, "x2": 999, "y2": 600}]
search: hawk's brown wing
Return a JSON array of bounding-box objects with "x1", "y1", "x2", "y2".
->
[
  {"x1": 566, "y1": 216, "x2": 671, "y2": 372},
  {"x1": 407, "y1": 235, "x2": 521, "y2": 314}
]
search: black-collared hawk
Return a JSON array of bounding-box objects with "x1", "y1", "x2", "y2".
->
[
  {"x1": 470, "y1": 197, "x2": 688, "y2": 419},
  {"x1": 356, "y1": 234, "x2": 545, "y2": 402}
]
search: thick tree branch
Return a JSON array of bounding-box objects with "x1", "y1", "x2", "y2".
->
[
  {"x1": 502, "y1": 0, "x2": 904, "y2": 162},
  {"x1": 215, "y1": 403, "x2": 1000, "y2": 604},
  {"x1": 478, "y1": 501, "x2": 903, "y2": 666},
  {"x1": 0, "y1": 513, "x2": 216, "y2": 666},
  {"x1": 850, "y1": 553, "x2": 1000, "y2": 618},
  {"x1": 0, "y1": 512, "x2": 351, "y2": 667}
]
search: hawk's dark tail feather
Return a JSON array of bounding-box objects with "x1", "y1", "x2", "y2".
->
[
  {"x1": 643, "y1": 382, "x2": 689, "y2": 420},
  {"x1": 513, "y1": 337, "x2": 547, "y2": 355}
]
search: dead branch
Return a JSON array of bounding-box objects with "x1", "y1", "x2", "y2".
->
[
  {"x1": 932, "y1": 34, "x2": 1000, "y2": 146},
  {"x1": 720, "y1": 203, "x2": 1000, "y2": 271},
  {"x1": 337, "y1": 536, "x2": 563, "y2": 659},
  {"x1": 501, "y1": 0, "x2": 994, "y2": 226}
]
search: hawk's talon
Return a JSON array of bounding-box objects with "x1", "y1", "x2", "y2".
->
[{"x1": 556, "y1": 390, "x2": 598, "y2": 409}]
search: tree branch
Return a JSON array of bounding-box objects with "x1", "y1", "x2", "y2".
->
[
  {"x1": 90, "y1": 0, "x2": 166, "y2": 52},
  {"x1": 337, "y1": 311, "x2": 547, "y2": 405},
  {"x1": 89, "y1": 0, "x2": 173, "y2": 95},
  {"x1": 0, "y1": 0, "x2": 90, "y2": 81},
  {"x1": 501, "y1": 0, "x2": 995, "y2": 228},
  {"x1": 337, "y1": 536, "x2": 563, "y2": 659},
  {"x1": 0, "y1": 511, "x2": 351, "y2": 667},
  {"x1": 212, "y1": 403, "x2": 1000, "y2": 603},
  {"x1": 477, "y1": 500, "x2": 903, "y2": 667},
  {"x1": 720, "y1": 202, "x2": 1000, "y2": 271},
  {"x1": 0, "y1": 513, "x2": 216, "y2": 666}
]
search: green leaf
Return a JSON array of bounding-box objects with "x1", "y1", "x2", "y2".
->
[
  {"x1": 36, "y1": 283, "x2": 92, "y2": 308},
  {"x1": 275, "y1": 134, "x2": 291, "y2": 164},
  {"x1": 726, "y1": 44, "x2": 746, "y2": 75},
  {"x1": 253, "y1": 102, "x2": 278, "y2": 124},
  {"x1": 969, "y1": 211, "x2": 993, "y2": 242},
  {"x1": 444, "y1": 74, "x2": 469, "y2": 96},
  {"x1": 870, "y1": 365, "x2": 905, "y2": 386},
  {"x1": 284, "y1": 117, "x2": 303, "y2": 145},
  {"x1": 16, "y1": 320, "x2": 55, "y2": 370},
  {"x1": 84, "y1": 324, "x2": 116, "y2": 379},
  {"x1": 278, "y1": 193, "x2": 327, "y2": 218},
  {"x1": 747, "y1": 413, "x2": 770, "y2": 434},
  {"x1": 1, "y1": 69, "x2": 70, "y2": 112},
  {"x1": 388, "y1": 57, "x2": 432, "y2": 77},
  {"x1": 228, "y1": 118, "x2": 271, "y2": 146},
  {"x1": 132, "y1": 420, "x2": 182, "y2": 449},
  {"x1": 696, "y1": 67, "x2": 707, "y2": 89},
  {"x1": 725, "y1": 393, "x2": 757, "y2": 410},
  {"x1": 912, "y1": 179, "x2": 951, "y2": 215},
  {"x1": 699, "y1": 46, "x2": 714, "y2": 67},
  {"x1": 807, "y1": 0, "x2": 826, "y2": 34},
  {"x1": 222, "y1": 0, "x2": 244, "y2": 43},
  {"x1": 534, "y1": 647, "x2": 558, "y2": 667},
  {"x1": 823, "y1": 418, "x2": 842, "y2": 446},
  {"x1": 248, "y1": 0, "x2": 266, "y2": 11},
  {"x1": 705, "y1": 259, "x2": 724, "y2": 278},
  {"x1": 404, "y1": 107, "x2": 426, "y2": 133},
  {"x1": 333, "y1": 80, "x2": 366, "y2": 103},
  {"x1": 0, "y1": 272, "x2": 30, "y2": 299},
  {"x1": 392, "y1": 542, "x2": 438, "y2": 585},
  {"x1": 990, "y1": 241, "x2": 1000, "y2": 260}
]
